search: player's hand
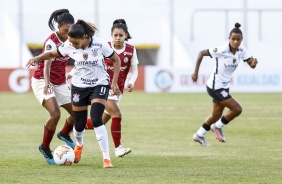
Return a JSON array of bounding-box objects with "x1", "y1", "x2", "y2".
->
[
  {"x1": 191, "y1": 72, "x2": 198, "y2": 82},
  {"x1": 43, "y1": 84, "x2": 53, "y2": 95},
  {"x1": 111, "y1": 83, "x2": 120, "y2": 95},
  {"x1": 249, "y1": 57, "x2": 258, "y2": 69},
  {"x1": 26, "y1": 57, "x2": 39, "y2": 68},
  {"x1": 127, "y1": 83, "x2": 133, "y2": 92}
]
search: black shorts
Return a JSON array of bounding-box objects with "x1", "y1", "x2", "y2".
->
[
  {"x1": 206, "y1": 86, "x2": 232, "y2": 103},
  {"x1": 71, "y1": 85, "x2": 110, "y2": 106}
]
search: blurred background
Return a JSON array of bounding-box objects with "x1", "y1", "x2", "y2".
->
[{"x1": 1, "y1": 0, "x2": 282, "y2": 93}]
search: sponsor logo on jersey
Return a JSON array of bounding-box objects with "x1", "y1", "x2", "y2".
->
[
  {"x1": 93, "y1": 43, "x2": 102, "y2": 48},
  {"x1": 124, "y1": 52, "x2": 133, "y2": 56},
  {"x1": 124, "y1": 57, "x2": 129, "y2": 63},
  {"x1": 233, "y1": 58, "x2": 236, "y2": 63},
  {"x1": 213, "y1": 48, "x2": 217, "y2": 52},
  {"x1": 83, "y1": 53, "x2": 88, "y2": 60},
  {"x1": 224, "y1": 63, "x2": 238, "y2": 68},
  {"x1": 92, "y1": 49, "x2": 98, "y2": 57},
  {"x1": 46, "y1": 44, "x2": 52, "y2": 51},
  {"x1": 77, "y1": 60, "x2": 98, "y2": 66},
  {"x1": 73, "y1": 93, "x2": 80, "y2": 103},
  {"x1": 81, "y1": 77, "x2": 98, "y2": 85}
]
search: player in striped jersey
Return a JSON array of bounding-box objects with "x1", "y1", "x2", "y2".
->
[{"x1": 191, "y1": 23, "x2": 258, "y2": 146}]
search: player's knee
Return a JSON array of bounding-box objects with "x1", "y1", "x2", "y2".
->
[
  {"x1": 234, "y1": 105, "x2": 242, "y2": 116},
  {"x1": 50, "y1": 111, "x2": 61, "y2": 122},
  {"x1": 90, "y1": 103, "x2": 105, "y2": 128}
]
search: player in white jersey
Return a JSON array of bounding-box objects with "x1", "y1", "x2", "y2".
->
[
  {"x1": 26, "y1": 19, "x2": 121, "y2": 168},
  {"x1": 191, "y1": 23, "x2": 258, "y2": 146},
  {"x1": 83, "y1": 19, "x2": 139, "y2": 157}
]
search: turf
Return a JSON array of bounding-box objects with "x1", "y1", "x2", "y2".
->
[{"x1": 0, "y1": 92, "x2": 281, "y2": 184}]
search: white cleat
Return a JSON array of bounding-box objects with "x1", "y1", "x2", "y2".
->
[{"x1": 115, "y1": 145, "x2": 131, "y2": 157}]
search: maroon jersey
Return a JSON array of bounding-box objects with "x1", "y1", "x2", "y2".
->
[
  {"x1": 33, "y1": 33, "x2": 70, "y2": 85},
  {"x1": 104, "y1": 43, "x2": 134, "y2": 93}
]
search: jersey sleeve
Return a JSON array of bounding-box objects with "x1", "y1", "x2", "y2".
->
[
  {"x1": 131, "y1": 47, "x2": 139, "y2": 65},
  {"x1": 43, "y1": 39, "x2": 56, "y2": 61},
  {"x1": 240, "y1": 45, "x2": 252, "y2": 61},
  {"x1": 208, "y1": 46, "x2": 225, "y2": 58},
  {"x1": 57, "y1": 41, "x2": 70, "y2": 57},
  {"x1": 101, "y1": 39, "x2": 114, "y2": 58}
]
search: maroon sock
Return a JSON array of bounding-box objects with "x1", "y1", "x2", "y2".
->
[
  {"x1": 111, "y1": 117, "x2": 121, "y2": 148},
  {"x1": 85, "y1": 118, "x2": 93, "y2": 129},
  {"x1": 42, "y1": 126, "x2": 55, "y2": 149},
  {"x1": 61, "y1": 120, "x2": 73, "y2": 135}
]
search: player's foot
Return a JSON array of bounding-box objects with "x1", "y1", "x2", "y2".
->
[
  {"x1": 193, "y1": 133, "x2": 210, "y2": 146},
  {"x1": 103, "y1": 159, "x2": 113, "y2": 168},
  {"x1": 38, "y1": 144, "x2": 56, "y2": 165},
  {"x1": 115, "y1": 145, "x2": 131, "y2": 157},
  {"x1": 57, "y1": 131, "x2": 76, "y2": 149},
  {"x1": 211, "y1": 124, "x2": 226, "y2": 143},
  {"x1": 74, "y1": 145, "x2": 83, "y2": 163}
]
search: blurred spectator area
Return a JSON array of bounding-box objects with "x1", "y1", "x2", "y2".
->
[{"x1": 27, "y1": 43, "x2": 159, "y2": 66}]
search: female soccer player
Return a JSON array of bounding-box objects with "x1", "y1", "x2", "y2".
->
[
  {"x1": 84, "y1": 19, "x2": 139, "y2": 157},
  {"x1": 191, "y1": 23, "x2": 258, "y2": 146},
  {"x1": 31, "y1": 9, "x2": 75, "y2": 165},
  {"x1": 27, "y1": 19, "x2": 121, "y2": 168}
]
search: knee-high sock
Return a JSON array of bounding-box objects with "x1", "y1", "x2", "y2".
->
[
  {"x1": 42, "y1": 126, "x2": 55, "y2": 149},
  {"x1": 94, "y1": 125, "x2": 110, "y2": 160},
  {"x1": 111, "y1": 117, "x2": 121, "y2": 148},
  {"x1": 61, "y1": 119, "x2": 73, "y2": 135},
  {"x1": 73, "y1": 128, "x2": 85, "y2": 146}
]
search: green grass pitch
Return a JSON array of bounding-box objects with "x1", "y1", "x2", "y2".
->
[{"x1": 0, "y1": 92, "x2": 281, "y2": 184}]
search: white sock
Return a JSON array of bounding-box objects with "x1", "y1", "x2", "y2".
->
[
  {"x1": 197, "y1": 126, "x2": 208, "y2": 137},
  {"x1": 73, "y1": 128, "x2": 85, "y2": 146},
  {"x1": 215, "y1": 119, "x2": 225, "y2": 129},
  {"x1": 94, "y1": 125, "x2": 110, "y2": 160}
]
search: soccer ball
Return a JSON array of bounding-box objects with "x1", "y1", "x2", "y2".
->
[{"x1": 53, "y1": 145, "x2": 75, "y2": 165}]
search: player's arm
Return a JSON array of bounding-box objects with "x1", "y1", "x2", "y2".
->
[
  {"x1": 43, "y1": 60, "x2": 53, "y2": 95},
  {"x1": 127, "y1": 48, "x2": 139, "y2": 92},
  {"x1": 245, "y1": 57, "x2": 258, "y2": 69},
  {"x1": 26, "y1": 50, "x2": 59, "y2": 68},
  {"x1": 108, "y1": 52, "x2": 121, "y2": 95},
  {"x1": 191, "y1": 49, "x2": 210, "y2": 82}
]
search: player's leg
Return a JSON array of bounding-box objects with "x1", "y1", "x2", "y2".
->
[
  {"x1": 58, "y1": 103, "x2": 75, "y2": 149},
  {"x1": 31, "y1": 77, "x2": 58, "y2": 164},
  {"x1": 55, "y1": 83, "x2": 76, "y2": 149},
  {"x1": 71, "y1": 86, "x2": 89, "y2": 163},
  {"x1": 193, "y1": 102, "x2": 225, "y2": 146},
  {"x1": 211, "y1": 97, "x2": 242, "y2": 142},
  {"x1": 89, "y1": 85, "x2": 113, "y2": 168}
]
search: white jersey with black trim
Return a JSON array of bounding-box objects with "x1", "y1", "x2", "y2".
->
[
  {"x1": 206, "y1": 43, "x2": 251, "y2": 90},
  {"x1": 58, "y1": 36, "x2": 114, "y2": 88}
]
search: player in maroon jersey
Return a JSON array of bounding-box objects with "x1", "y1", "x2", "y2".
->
[
  {"x1": 81, "y1": 19, "x2": 139, "y2": 157},
  {"x1": 31, "y1": 9, "x2": 75, "y2": 164}
]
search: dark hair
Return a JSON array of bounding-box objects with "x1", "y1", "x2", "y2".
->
[
  {"x1": 48, "y1": 9, "x2": 74, "y2": 31},
  {"x1": 68, "y1": 19, "x2": 98, "y2": 39},
  {"x1": 111, "y1": 19, "x2": 132, "y2": 41},
  {"x1": 229, "y1": 22, "x2": 243, "y2": 36}
]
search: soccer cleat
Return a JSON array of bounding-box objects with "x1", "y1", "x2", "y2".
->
[
  {"x1": 57, "y1": 131, "x2": 76, "y2": 149},
  {"x1": 103, "y1": 159, "x2": 113, "y2": 168},
  {"x1": 73, "y1": 145, "x2": 83, "y2": 163},
  {"x1": 193, "y1": 133, "x2": 210, "y2": 146},
  {"x1": 211, "y1": 124, "x2": 226, "y2": 143},
  {"x1": 115, "y1": 145, "x2": 132, "y2": 157},
  {"x1": 38, "y1": 144, "x2": 56, "y2": 165}
]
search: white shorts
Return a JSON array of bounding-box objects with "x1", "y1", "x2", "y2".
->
[
  {"x1": 104, "y1": 89, "x2": 123, "y2": 115},
  {"x1": 31, "y1": 77, "x2": 71, "y2": 106}
]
